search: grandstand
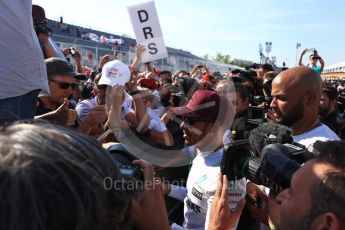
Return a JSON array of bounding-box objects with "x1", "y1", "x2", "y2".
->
[
  {"x1": 321, "y1": 61, "x2": 345, "y2": 79},
  {"x1": 46, "y1": 19, "x2": 238, "y2": 73}
]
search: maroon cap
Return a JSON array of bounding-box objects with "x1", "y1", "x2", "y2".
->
[
  {"x1": 138, "y1": 78, "x2": 158, "y2": 90},
  {"x1": 169, "y1": 90, "x2": 220, "y2": 122}
]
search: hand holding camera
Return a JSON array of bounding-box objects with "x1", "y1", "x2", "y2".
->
[
  {"x1": 131, "y1": 159, "x2": 170, "y2": 230},
  {"x1": 69, "y1": 47, "x2": 77, "y2": 56}
]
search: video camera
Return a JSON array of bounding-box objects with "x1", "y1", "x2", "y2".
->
[
  {"x1": 253, "y1": 96, "x2": 272, "y2": 106},
  {"x1": 246, "y1": 96, "x2": 272, "y2": 127},
  {"x1": 221, "y1": 139, "x2": 312, "y2": 194}
]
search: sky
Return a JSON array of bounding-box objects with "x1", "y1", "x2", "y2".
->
[{"x1": 32, "y1": 0, "x2": 345, "y2": 67}]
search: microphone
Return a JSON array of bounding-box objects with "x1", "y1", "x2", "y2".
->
[{"x1": 248, "y1": 123, "x2": 293, "y2": 157}]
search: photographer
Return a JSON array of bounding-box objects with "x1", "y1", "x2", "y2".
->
[
  {"x1": 298, "y1": 48, "x2": 325, "y2": 74},
  {"x1": 32, "y1": 5, "x2": 58, "y2": 59},
  {"x1": 276, "y1": 140, "x2": 345, "y2": 230},
  {"x1": 0, "y1": 1, "x2": 49, "y2": 124},
  {"x1": 208, "y1": 141, "x2": 345, "y2": 230},
  {"x1": 63, "y1": 47, "x2": 84, "y2": 74},
  {"x1": 191, "y1": 64, "x2": 210, "y2": 80}
]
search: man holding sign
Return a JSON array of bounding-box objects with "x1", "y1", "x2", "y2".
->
[{"x1": 128, "y1": 1, "x2": 168, "y2": 63}]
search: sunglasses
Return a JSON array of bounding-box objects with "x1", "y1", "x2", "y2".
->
[{"x1": 50, "y1": 79, "x2": 77, "y2": 89}]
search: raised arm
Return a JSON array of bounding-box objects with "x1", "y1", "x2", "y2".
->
[
  {"x1": 38, "y1": 33, "x2": 57, "y2": 58},
  {"x1": 298, "y1": 48, "x2": 307, "y2": 66},
  {"x1": 314, "y1": 50, "x2": 325, "y2": 71},
  {"x1": 131, "y1": 44, "x2": 146, "y2": 71}
]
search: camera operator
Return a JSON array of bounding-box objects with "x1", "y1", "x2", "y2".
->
[
  {"x1": 268, "y1": 66, "x2": 339, "y2": 151},
  {"x1": 319, "y1": 85, "x2": 345, "y2": 139},
  {"x1": 208, "y1": 140, "x2": 345, "y2": 230},
  {"x1": 276, "y1": 140, "x2": 345, "y2": 230},
  {"x1": 298, "y1": 48, "x2": 325, "y2": 74},
  {"x1": 0, "y1": 1, "x2": 49, "y2": 124}
]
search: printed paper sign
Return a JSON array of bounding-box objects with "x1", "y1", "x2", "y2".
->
[{"x1": 127, "y1": 1, "x2": 168, "y2": 63}]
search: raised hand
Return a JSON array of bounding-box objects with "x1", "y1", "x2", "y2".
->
[{"x1": 208, "y1": 174, "x2": 245, "y2": 230}]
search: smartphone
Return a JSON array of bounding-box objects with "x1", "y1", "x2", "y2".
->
[
  {"x1": 245, "y1": 193, "x2": 262, "y2": 209},
  {"x1": 198, "y1": 65, "x2": 204, "y2": 69}
]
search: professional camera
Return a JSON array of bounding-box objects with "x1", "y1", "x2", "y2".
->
[
  {"x1": 221, "y1": 140, "x2": 312, "y2": 194},
  {"x1": 253, "y1": 96, "x2": 272, "y2": 106},
  {"x1": 246, "y1": 106, "x2": 268, "y2": 128},
  {"x1": 107, "y1": 143, "x2": 143, "y2": 182},
  {"x1": 33, "y1": 18, "x2": 52, "y2": 36},
  {"x1": 246, "y1": 96, "x2": 272, "y2": 127}
]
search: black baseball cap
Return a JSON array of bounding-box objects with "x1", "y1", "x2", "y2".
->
[{"x1": 45, "y1": 57, "x2": 76, "y2": 78}]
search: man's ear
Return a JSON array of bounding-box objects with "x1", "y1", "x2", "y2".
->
[
  {"x1": 304, "y1": 92, "x2": 317, "y2": 106},
  {"x1": 312, "y1": 212, "x2": 342, "y2": 230}
]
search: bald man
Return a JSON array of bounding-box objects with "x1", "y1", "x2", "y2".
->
[{"x1": 268, "y1": 66, "x2": 339, "y2": 151}]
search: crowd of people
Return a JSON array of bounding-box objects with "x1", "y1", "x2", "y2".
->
[{"x1": 0, "y1": 1, "x2": 345, "y2": 230}]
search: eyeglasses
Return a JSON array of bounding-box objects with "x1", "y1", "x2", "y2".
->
[{"x1": 50, "y1": 79, "x2": 77, "y2": 90}]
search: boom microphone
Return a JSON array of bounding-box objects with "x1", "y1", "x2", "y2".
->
[{"x1": 248, "y1": 123, "x2": 293, "y2": 157}]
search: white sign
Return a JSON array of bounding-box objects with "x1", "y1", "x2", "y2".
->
[{"x1": 127, "y1": 1, "x2": 168, "y2": 63}]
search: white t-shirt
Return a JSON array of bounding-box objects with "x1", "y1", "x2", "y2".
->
[
  {"x1": 147, "y1": 107, "x2": 167, "y2": 132},
  {"x1": 76, "y1": 92, "x2": 134, "y2": 122},
  {"x1": 293, "y1": 123, "x2": 340, "y2": 152},
  {"x1": 0, "y1": 0, "x2": 49, "y2": 99},
  {"x1": 169, "y1": 148, "x2": 246, "y2": 230},
  {"x1": 153, "y1": 105, "x2": 166, "y2": 118},
  {"x1": 76, "y1": 96, "x2": 99, "y2": 122}
]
